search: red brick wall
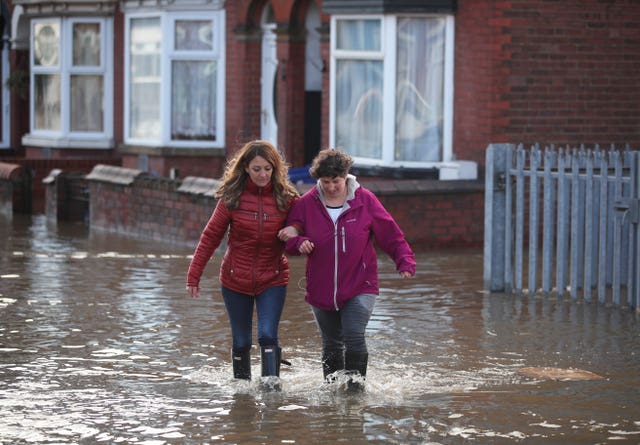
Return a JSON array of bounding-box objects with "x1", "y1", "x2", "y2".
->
[
  {"x1": 365, "y1": 179, "x2": 485, "y2": 250},
  {"x1": 225, "y1": 0, "x2": 262, "y2": 148},
  {"x1": 89, "y1": 176, "x2": 213, "y2": 244},
  {"x1": 0, "y1": 180, "x2": 12, "y2": 215},
  {"x1": 455, "y1": 0, "x2": 640, "y2": 169},
  {"x1": 499, "y1": 0, "x2": 640, "y2": 147},
  {"x1": 380, "y1": 192, "x2": 484, "y2": 250},
  {"x1": 1, "y1": 158, "x2": 120, "y2": 213},
  {"x1": 86, "y1": 171, "x2": 484, "y2": 251},
  {"x1": 8, "y1": 48, "x2": 30, "y2": 153},
  {"x1": 120, "y1": 153, "x2": 226, "y2": 179},
  {"x1": 454, "y1": 0, "x2": 497, "y2": 167},
  {"x1": 277, "y1": 37, "x2": 309, "y2": 167}
]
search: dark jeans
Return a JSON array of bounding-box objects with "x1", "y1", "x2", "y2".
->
[
  {"x1": 311, "y1": 293, "x2": 376, "y2": 356},
  {"x1": 221, "y1": 285, "x2": 286, "y2": 352}
]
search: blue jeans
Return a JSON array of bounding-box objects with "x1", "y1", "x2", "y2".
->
[
  {"x1": 311, "y1": 294, "x2": 376, "y2": 356},
  {"x1": 221, "y1": 285, "x2": 286, "y2": 352}
]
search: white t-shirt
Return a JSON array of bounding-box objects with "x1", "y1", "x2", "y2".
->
[{"x1": 326, "y1": 205, "x2": 345, "y2": 223}]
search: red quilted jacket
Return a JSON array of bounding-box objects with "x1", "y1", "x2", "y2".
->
[{"x1": 187, "y1": 180, "x2": 291, "y2": 296}]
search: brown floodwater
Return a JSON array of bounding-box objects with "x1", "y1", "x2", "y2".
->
[{"x1": 1, "y1": 214, "x2": 639, "y2": 444}]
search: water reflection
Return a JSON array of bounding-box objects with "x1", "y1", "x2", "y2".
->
[{"x1": 1, "y1": 215, "x2": 639, "y2": 444}]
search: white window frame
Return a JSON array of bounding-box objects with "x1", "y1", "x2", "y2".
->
[
  {"x1": 124, "y1": 10, "x2": 226, "y2": 148},
  {"x1": 24, "y1": 17, "x2": 114, "y2": 149},
  {"x1": 0, "y1": 34, "x2": 10, "y2": 149},
  {"x1": 329, "y1": 14, "x2": 455, "y2": 168}
]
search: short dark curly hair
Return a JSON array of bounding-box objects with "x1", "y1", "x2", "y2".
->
[{"x1": 309, "y1": 149, "x2": 354, "y2": 179}]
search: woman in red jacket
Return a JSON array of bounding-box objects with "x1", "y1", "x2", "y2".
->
[{"x1": 186, "y1": 140, "x2": 299, "y2": 386}]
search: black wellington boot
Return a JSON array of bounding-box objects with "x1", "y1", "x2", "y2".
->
[
  {"x1": 232, "y1": 349, "x2": 251, "y2": 380},
  {"x1": 260, "y1": 346, "x2": 282, "y2": 391},
  {"x1": 322, "y1": 350, "x2": 345, "y2": 383},
  {"x1": 261, "y1": 346, "x2": 281, "y2": 377},
  {"x1": 344, "y1": 352, "x2": 368, "y2": 392}
]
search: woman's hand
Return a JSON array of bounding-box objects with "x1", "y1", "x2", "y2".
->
[
  {"x1": 278, "y1": 226, "x2": 299, "y2": 241},
  {"x1": 399, "y1": 270, "x2": 413, "y2": 278},
  {"x1": 187, "y1": 285, "x2": 200, "y2": 298},
  {"x1": 298, "y1": 239, "x2": 315, "y2": 255}
]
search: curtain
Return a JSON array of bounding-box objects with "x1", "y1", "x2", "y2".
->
[
  {"x1": 34, "y1": 74, "x2": 61, "y2": 130},
  {"x1": 171, "y1": 60, "x2": 216, "y2": 140},
  {"x1": 395, "y1": 17, "x2": 445, "y2": 162},
  {"x1": 71, "y1": 75, "x2": 103, "y2": 132},
  {"x1": 129, "y1": 17, "x2": 161, "y2": 140},
  {"x1": 335, "y1": 59, "x2": 383, "y2": 158}
]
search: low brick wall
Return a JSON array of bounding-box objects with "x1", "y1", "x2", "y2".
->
[
  {"x1": 0, "y1": 162, "x2": 27, "y2": 217},
  {"x1": 84, "y1": 164, "x2": 484, "y2": 251},
  {"x1": 44, "y1": 170, "x2": 90, "y2": 223},
  {"x1": 0, "y1": 158, "x2": 120, "y2": 214},
  {"x1": 86, "y1": 165, "x2": 219, "y2": 245},
  {"x1": 365, "y1": 179, "x2": 485, "y2": 250}
]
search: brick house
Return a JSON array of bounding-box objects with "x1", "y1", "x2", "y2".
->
[{"x1": 0, "y1": 0, "x2": 639, "y2": 247}]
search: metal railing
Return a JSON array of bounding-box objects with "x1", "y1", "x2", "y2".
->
[{"x1": 484, "y1": 143, "x2": 640, "y2": 309}]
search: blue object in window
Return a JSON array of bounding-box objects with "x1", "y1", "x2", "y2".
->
[{"x1": 288, "y1": 165, "x2": 314, "y2": 184}]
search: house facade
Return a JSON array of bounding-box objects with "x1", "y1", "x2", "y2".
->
[{"x1": 0, "y1": 0, "x2": 639, "y2": 239}]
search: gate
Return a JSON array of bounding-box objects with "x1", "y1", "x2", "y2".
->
[{"x1": 484, "y1": 143, "x2": 640, "y2": 310}]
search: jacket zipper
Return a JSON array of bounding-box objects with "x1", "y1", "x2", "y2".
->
[
  {"x1": 254, "y1": 188, "x2": 263, "y2": 294},
  {"x1": 324, "y1": 198, "x2": 349, "y2": 311},
  {"x1": 333, "y1": 222, "x2": 339, "y2": 310}
]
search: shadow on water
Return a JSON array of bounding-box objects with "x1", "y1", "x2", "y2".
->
[{"x1": 1, "y1": 215, "x2": 639, "y2": 444}]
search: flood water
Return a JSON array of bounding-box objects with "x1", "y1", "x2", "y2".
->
[{"x1": 1, "y1": 214, "x2": 639, "y2": 444}]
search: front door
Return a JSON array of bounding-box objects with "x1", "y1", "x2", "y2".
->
[{"x1": 261, "y1": 24, "x2": 278, "y2": 145}]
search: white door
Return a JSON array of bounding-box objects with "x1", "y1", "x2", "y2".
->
[{"x1": 261, "y1": 24, "x2": 278, "y2": 145}]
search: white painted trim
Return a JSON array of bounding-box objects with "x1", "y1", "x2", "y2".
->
[
  {"x1": 121, "y1": 0, "x2": 224, "y2": 13},
  {"x1": 442, "y1": 15, "x2": 455, "y2": 163},
  {"x1": 438, "y1": 161, "x2": 478, "y2": 180},
  {"x1": 329, "y1": 13, "x2": 460, "y2": 176},
  {"x1": 22, "y1": 134, "x2": 114, "y2": 149},
  {"x1": 0, "y1": 32, "x2": 10, "y2": 148},
  {"x1": 28, "y1": 17, "x2": 114, "y2": 142},
  {"x1": 124, "y1": 10, "x2": 225, "y2": 148},
  {"x1": 381, "y1": 16, "x2": 395, "y2": 165}
]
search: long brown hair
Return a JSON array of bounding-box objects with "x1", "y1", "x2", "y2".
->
[{"x1": 215, "y1": 140, "x2": 299, "y2": 211}]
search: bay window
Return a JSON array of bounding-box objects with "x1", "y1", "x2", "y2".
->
[
  {"x1": 330, "y1": 15, "x2": 454, "y2": 167},
  {"x1": 27, "y1": 18, "x2": 112, "y2": 146},
  {"x1": 125, "y1": 11, "x2": 225, "y2": 147}
]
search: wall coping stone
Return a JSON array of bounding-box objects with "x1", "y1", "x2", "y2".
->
[
  {"x1": 177, "y1": 176, "x2": 221, "y2": 197},
  {"x1": 42, "y1": 169, "x2": 63, "y2": 184},
  {"x1": 289, "y1": 178, "x2": 484, "y2": 196},
  {"x1": 85, "y1": 164, "x2": 145, "y2": 185},
  {"x1": 0, "y1": 162, "x2": 24, "y2": 181}
]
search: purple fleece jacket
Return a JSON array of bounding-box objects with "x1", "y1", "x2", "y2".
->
[{"x1": 284, "y1": 175, "x2": 416, "y2": 311}]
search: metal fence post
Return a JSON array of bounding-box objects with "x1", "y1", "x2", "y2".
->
[{"x1": 484, "y1": 143, "x2": 514, "y2": 291}]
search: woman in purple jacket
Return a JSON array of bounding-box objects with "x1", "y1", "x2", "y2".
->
[{"x1": 279, "y1": 149, "x2": 416, "y2": 390}]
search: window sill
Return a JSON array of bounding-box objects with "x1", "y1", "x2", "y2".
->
[
  {"x1": 351, "y1": 160, "x2": 478, "y2": 180},
  {"x1": 118, "y1": 144, "x2": 225, "y2": 157},
  {"x1": 22, "y1": 134, "x2": 114, "y2": 150}
]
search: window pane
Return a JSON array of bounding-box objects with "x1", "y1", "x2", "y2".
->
[
  {"x1": 175, "y1": 20, "x2": 213, "y2": 51},
  {"x1": 130, "y1": 17, "x2": 161, "y2": 139},
  {"x1": 171, "y1": 60, "x2": 216, "y2": 140},
  {"x1": 33, "y1": 23, "x2": 59, "y2": 67},
  {"x1": 73, "y1": 23, "x2": 101, "y2": 66},
  {"x1": 336, "y1": 19, "x2": 380, "y2": 51},
  {"x1": 395, "y1": 18, "x2": 445, "y2": 162},
  {"x1": 34, "y1": 74, "x2": 61, "y2": 130},
  {"x1": 71, "y1": 75, "x2": 103, "y2": 132},
  {"x1": 335, "y1": 60, "x2": 383, "y2": 159}
]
